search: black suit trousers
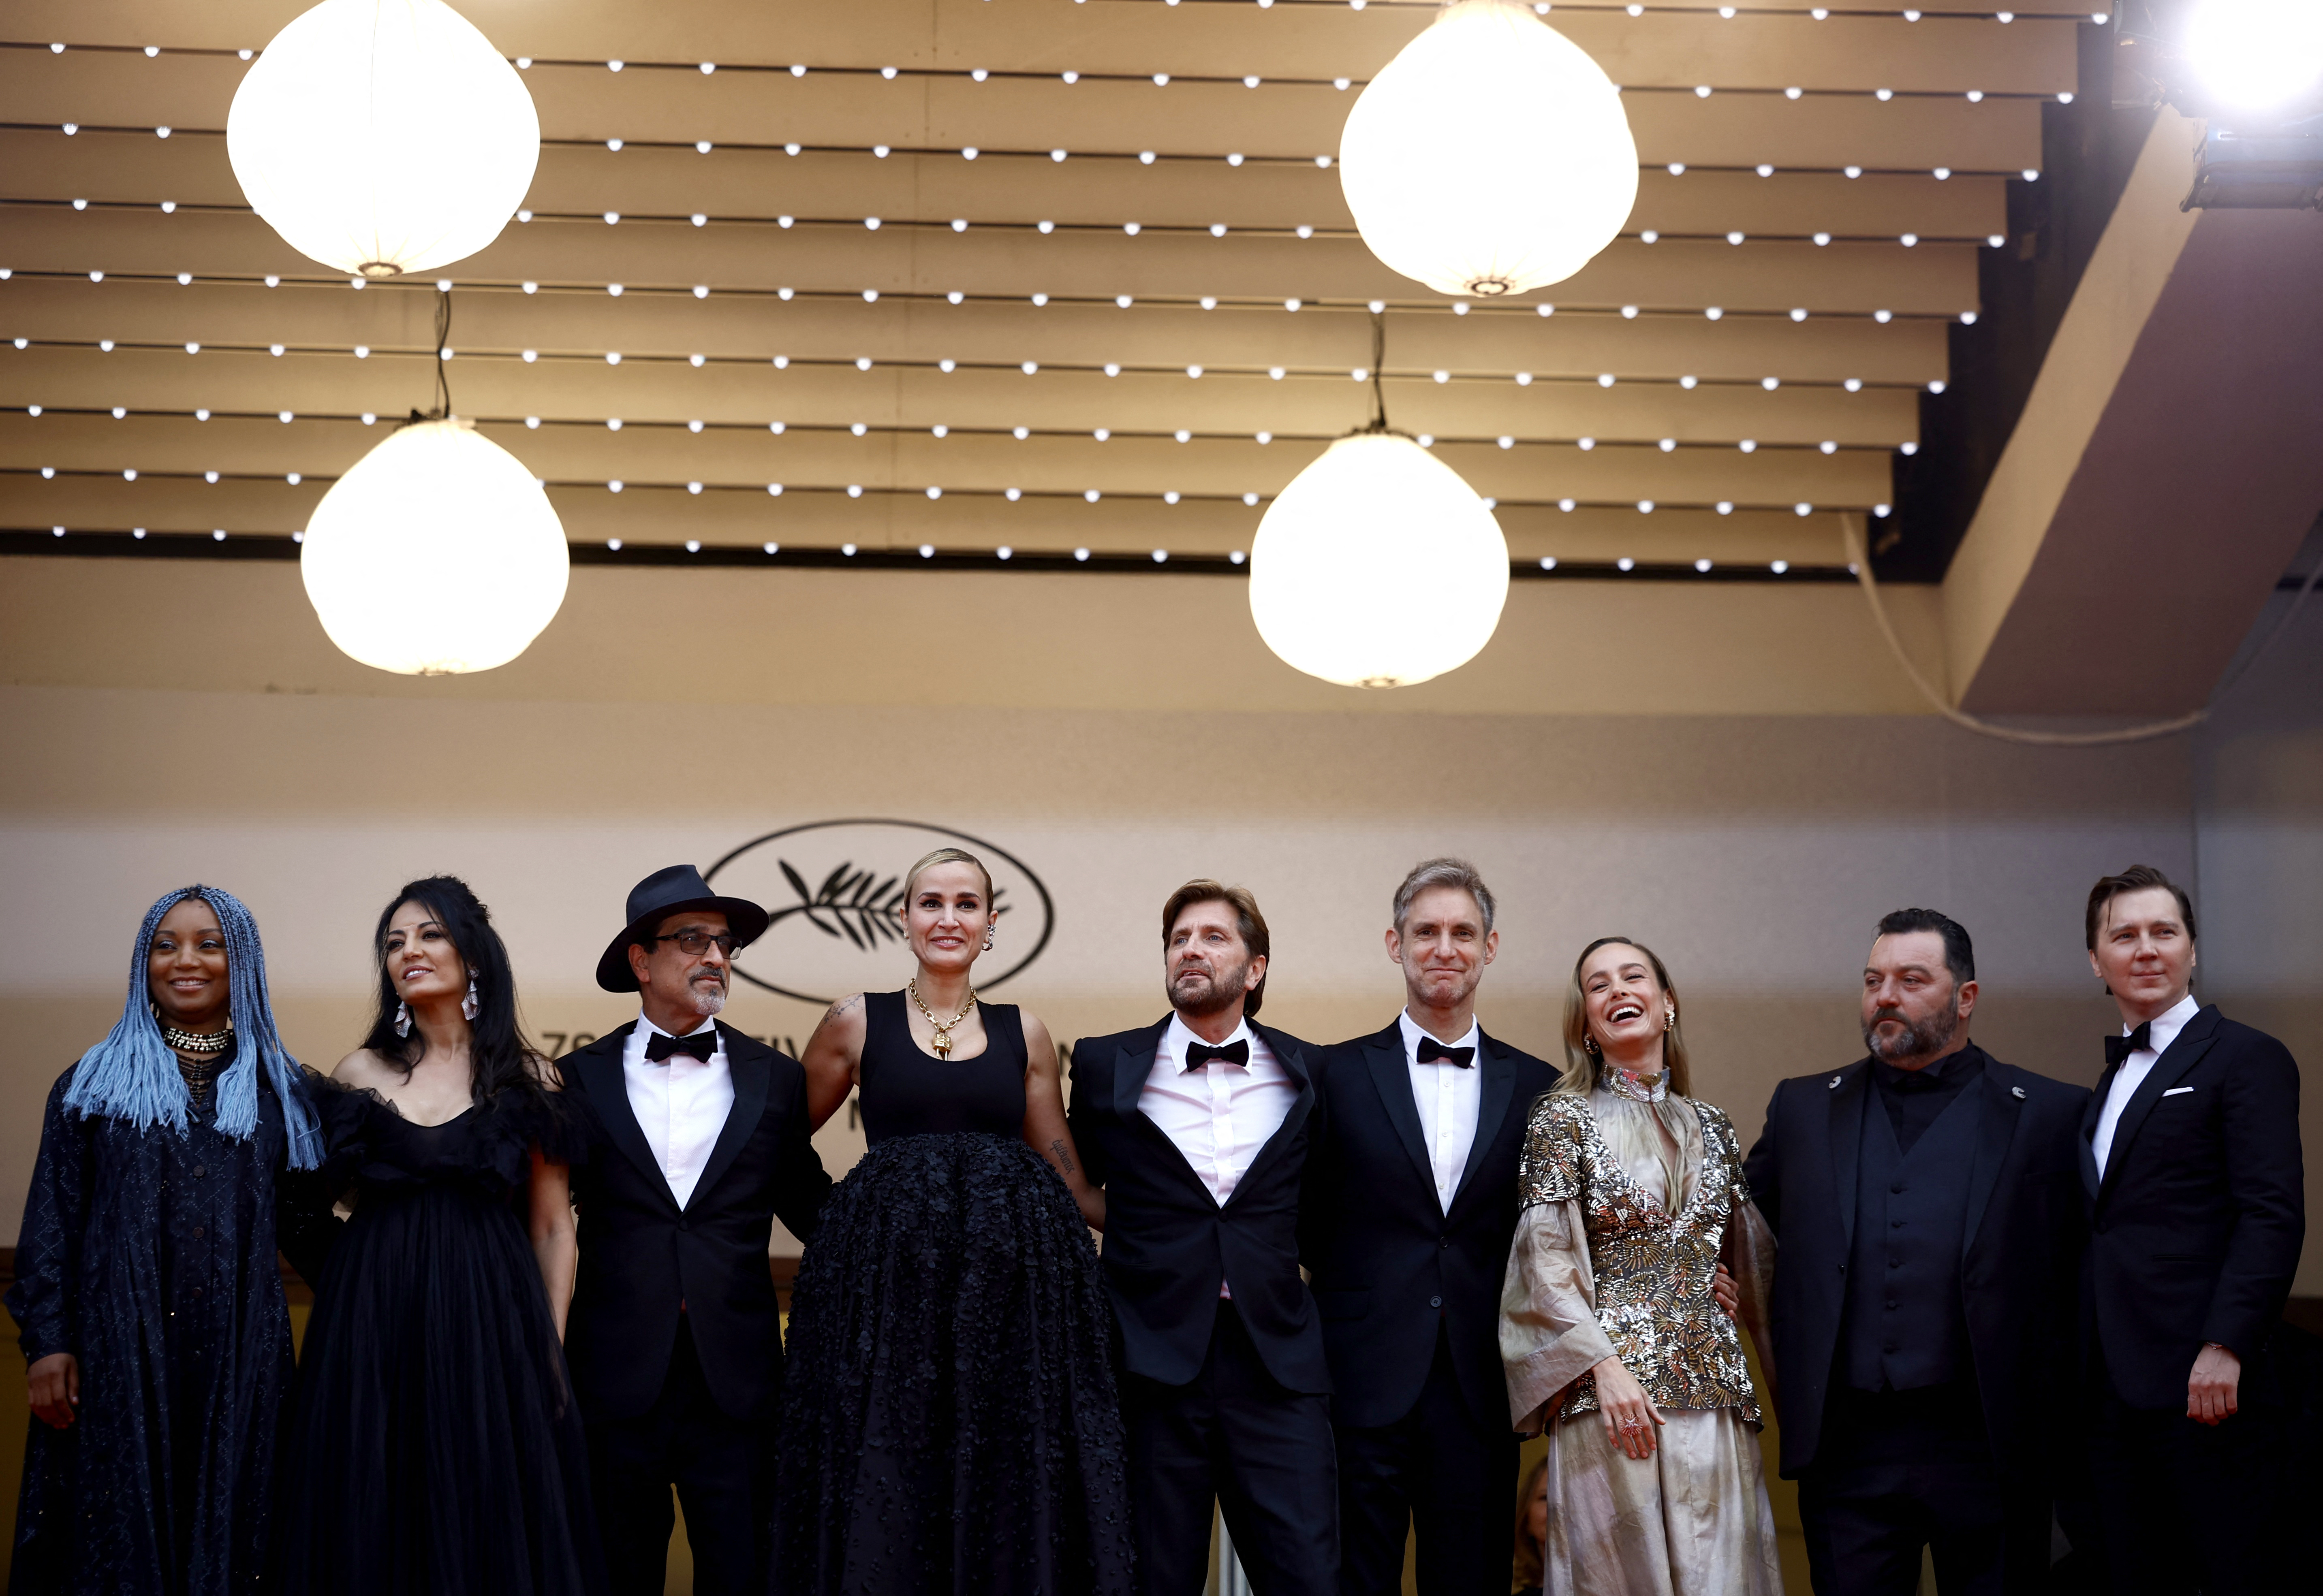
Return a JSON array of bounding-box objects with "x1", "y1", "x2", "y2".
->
[
  {"x1": 1798, "y1": 1385, "x2": 2050, "y2": 1596},
  {"x1": 1126, "y1": 1299, "x2": 1339, "y2": 1596},
  {"x1": 2087, "y1": 1352, "x2": 2287, "y2": 1596},
  {"x1": 584, "y1": 1316, "x2": 771, "y2": 1596},
  {"x1": 1334, "y1": 1323, "x2": 1517, "y2": 1596}
]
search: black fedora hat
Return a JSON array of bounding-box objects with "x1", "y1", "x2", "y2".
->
[{"x1": 596, "y1": 864, "x2": 771, "y2": 993}]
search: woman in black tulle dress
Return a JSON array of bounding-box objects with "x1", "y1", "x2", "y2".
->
[
  {"x1": 775, "y1": 848, "x2": 1132, "y2": 1596},
  {"x1": 277, "y1": 877, "x2": 604, "y2": 1596}
]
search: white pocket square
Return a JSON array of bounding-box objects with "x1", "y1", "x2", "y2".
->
[{"x1": 2162, "y1": 1086, "x2": 2194, "y2": 1097}]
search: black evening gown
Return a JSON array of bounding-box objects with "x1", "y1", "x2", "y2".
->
[
  {"x1": 772, "y1": 996, "x2": 1133, "y2": 1596},
  {"x1": 275, "y1": 1083, "x2": 605, "y2": 1596},
  {"x1": 7, "y1": 1053, "x2": 327, "y2": 1596}
]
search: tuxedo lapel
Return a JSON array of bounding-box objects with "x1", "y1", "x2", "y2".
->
[
  {"x1": 1229, "y1": 1023, "x2": 1313, "y2": 1202},
  {"x1": 1114, "y1": 1020, "x2": 1216, "y2": 1202},
  {"x1": 2095, "y1": 1006, "x2": 2222, "y2": 1210},
  {"x1": 1962, "y1": 1056, "x2": 2021, "y2": 1258},
  {"x1": 1827, "y1": 1064, "x2": 1868, "y2": 1250},
  {"x1": 575, "y1": 1024, "x2": 675, "y2": 1213},
  {"x1": 1450, "y1": 1031, "x2": 1520, "y2": 1214},
  {"x1": 2079, "y1": 1071, "x2": 2113, "y2": 1200},
  {"x1": 1361, "y1": 1026, "x2": 1434, "y2": 1194},
  {"x1": 688, "y1": 1025, "x2": 770, "y2": 1212}
]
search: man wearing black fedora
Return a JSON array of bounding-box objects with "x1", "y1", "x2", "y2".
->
[{"x1": 557, "y1": 865, "x2": 832, "y2": 1596}]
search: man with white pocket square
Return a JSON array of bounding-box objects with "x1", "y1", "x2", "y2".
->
[{"x1": 2079, "y1": 864, "x2": 2304, "y2": 1594}]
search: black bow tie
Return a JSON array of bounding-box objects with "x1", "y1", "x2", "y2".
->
[
  {"x1": 2103, "y1": 1022, "x2": 2153, "y2": 1069},
  {"x1": 1183, "y1": 1039, "x2": 1250, "y2": 1071},
  {"x1": 1415, "y1": 1037, "x2": 1475, "y2": 1068},
  {"x1": 645, "y1": 1029, "x2": 716, "y2": 1064}
]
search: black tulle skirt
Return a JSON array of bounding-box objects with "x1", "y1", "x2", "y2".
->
[
  {"x1": 771, "y1": 1133, "x2": 1134, "y2": 1596},
  {"x1": 275, "y1": 1090, "x2": 604, "y2": 1596}
]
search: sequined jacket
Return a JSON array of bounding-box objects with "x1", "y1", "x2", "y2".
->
[{"x1": 1500, "y1": 1092, "x2": 1767, "y2": 1430}]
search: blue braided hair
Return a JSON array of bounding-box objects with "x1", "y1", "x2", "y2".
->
[{"x1": 61, "y1": 885, "x2": 323, "y2": 1170}]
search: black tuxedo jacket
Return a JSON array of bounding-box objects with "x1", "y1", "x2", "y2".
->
[
  {"x1": 1067, "y1": 1016, "x2": 1330, "y2": 1394},
  {"x1": 557, "y1": 1022, "x2": 831, "y2": 1422},
  {"x1": 1743, "y1": 1044, "x2": 2089, "y2": 1482},
  {"x1": 1301, "y1": 1020, "x2": 1561, "y2": 1431},
  {"x1": 2079, "y1": 1004, "x2": 2304, "y2": 1408}
]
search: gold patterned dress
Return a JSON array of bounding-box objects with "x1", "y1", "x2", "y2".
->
[{"x1": 1498, "y1": 1076, "x2": 1782, "y2": 1596}]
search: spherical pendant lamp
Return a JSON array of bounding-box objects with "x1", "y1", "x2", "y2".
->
[
  {"x1": 1338, "y1": 0, "x2": 1638, "y2": 297},
  {"x1": 1249, "y1": 433, "x2": 1511, "y2": 689},
  {"x1": 301, "y1": 418, "x2": 569, "y2": 674},
  {"x1": 227, "y1": 0, "x2": 540, "y2": 277}
]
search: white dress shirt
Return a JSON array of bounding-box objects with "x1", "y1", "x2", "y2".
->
[
  {"x1": 1398, "y1": 1010, "x2": 1485, "y2": 1212},
  {"x1": 2092, "y1": 991, "x2": 2200, "y2": 1181},
  {"x1": 622, "y1": 1013, "x2": 735, "y2": 1210},
  {"x1": 1141, "y1": 1014, "x2": 1298, "y2": 1299}
]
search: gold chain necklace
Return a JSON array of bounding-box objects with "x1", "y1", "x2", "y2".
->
[{"x1": 907, "y1": 977, "x2": 977, "y2": 1058}]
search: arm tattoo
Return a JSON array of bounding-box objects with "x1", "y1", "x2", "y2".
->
[
  {"x1": 1050, "y1": 1139, "x2": 1077, "y2": 1176},
  {"x1": 824, "y1": 994, "x2": 863, "y2": 1023}
]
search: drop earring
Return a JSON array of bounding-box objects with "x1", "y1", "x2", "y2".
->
[
  {"x1": 1664, "y1": 1009, "x2": 1675, "y2": 1032},
  {"x1": 393, "y1": 1001, "x2": 412, "y2": 1039},
  {"x1": 983, "y1": 928, "x2": 996, "y2": 952},
  {"x1": 462, "y1": 975, "x2": 479, "y2": 1022}
]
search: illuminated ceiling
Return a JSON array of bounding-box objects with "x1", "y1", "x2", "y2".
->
[{"x1": 2, "y1": 0, "x2": 2090, "y2": 578}]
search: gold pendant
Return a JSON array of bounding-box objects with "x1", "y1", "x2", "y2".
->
[{"x1": 932, "y1": 1028, "x2": 953, "y2": 1057}]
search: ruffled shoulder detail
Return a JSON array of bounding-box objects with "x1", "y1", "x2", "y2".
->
[
  {"x1": 473, "y1": 1081, "x2": 591, "y2": 1169},
  {"x1": 1517, "y1": 1092, "x2": 1591, "y2": 1208}
]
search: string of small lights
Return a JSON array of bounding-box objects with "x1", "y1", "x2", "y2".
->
[
  {"x1": 2, "y1": 332, "x2": 1952, "y2": 401},
  {"x1": 0, "y1": 194, "x2": 2024, "y2": 251},
  {"x1": 0, "y1": 267, "x2": 1985, "y2": 333},
  {"x1": 11, "y1": 124, "x2": 2059, "y2": 184}
]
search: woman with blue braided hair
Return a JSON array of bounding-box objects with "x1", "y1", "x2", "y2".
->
[{"x1": 7, "y1": 885, "x2": 330, "y2": 1596}]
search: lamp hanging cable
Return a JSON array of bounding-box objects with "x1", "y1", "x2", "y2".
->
[
  {"x1": 407, "y1": 288, "x2": 453, "y2": 427},
  {"x1": 1842, "y1": 514, "x2": 2323, "y2": 747},
  {"x1": 1364, "y1": 310, "x2": 1390, "y2": 432}
]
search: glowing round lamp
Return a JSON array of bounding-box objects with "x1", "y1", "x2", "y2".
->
[
  {"x1": 301, "y1": 419, "x2": 569, "y2": 674},
  {"x1": 227, "y1": 0, "x2": 540, "y2": 277},
  {"x1": 1338, "y1": 0, "x2": 1638, "y2": 297},
  {"x1": 1249, "y1": 433, "x2": 1510, "y2": 689},
  {"x1": 2188, "y1": 0, "x2": 2323, "y2": 110}
]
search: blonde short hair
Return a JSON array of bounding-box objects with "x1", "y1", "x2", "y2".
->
[{"x1": 904, "y1": 847, "x2": 993, "y2": 903}]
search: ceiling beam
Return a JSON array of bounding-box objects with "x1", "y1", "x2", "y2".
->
[{"x1": 1942, "y1": 108, "x2": 2323, "y2": 717}]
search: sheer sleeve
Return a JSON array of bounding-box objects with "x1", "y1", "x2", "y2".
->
[
  {"x1": 6, "y1": 1069, "x2": 91, "y2": 1363},
  {"x1": 1500, "y1": 1199, "x2": 1614, "y2": 1435},
  {"x1": 1499, "y1": 1099, "x2": 1615, "y2": 1434},
  {"x1": 1721, "y1": 1197, "x2": 1781, "y2": 1410}
]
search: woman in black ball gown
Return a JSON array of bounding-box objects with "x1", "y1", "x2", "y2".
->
[
  {"x1": 775, "y1": 847, "x2": 1132, "y2": 1596},
  {"x1": 276, "y1": 877, "x2": 604, "y2": 1595}
]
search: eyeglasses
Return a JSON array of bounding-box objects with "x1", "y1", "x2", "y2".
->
[{"x1": 648, "y1": 930, "x2": 741, "y2": 957}]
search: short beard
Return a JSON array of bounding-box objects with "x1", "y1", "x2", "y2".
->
[
  {"x1": 1864, "y1": 1006, "x2": 1956, "y2": 1064},
  {"x1": 1169, "y1": 959, "x2": 1249, "y2": 1021},
  {"x1": 684, "y1": 970, "x2": 728, "y2": 1019}
]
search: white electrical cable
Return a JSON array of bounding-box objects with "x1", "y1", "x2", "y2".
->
[{"x1": 1842, "y1": 514, "x2": 2323, "y2": 747}]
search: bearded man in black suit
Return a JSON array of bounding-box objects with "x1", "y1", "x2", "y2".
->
[
  {"x1": 1745, "y1": 908, "x2": 2089, "y2": 1595},
  {"x1": 556, "y1": 865, "x2": 832, "y2": 1596},
  {"x1": 1067, "y1": 879, "x2": 1336, "y2": 1596}
]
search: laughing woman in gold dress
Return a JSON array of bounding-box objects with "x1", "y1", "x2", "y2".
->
[{"x1": 1498, "y1": 937, "x2": 1782, "y2": 1596}]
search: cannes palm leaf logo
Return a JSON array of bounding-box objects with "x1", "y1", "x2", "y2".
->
[{"x1": 766, "y1": 859, "x2": 1010, "y2": 952}]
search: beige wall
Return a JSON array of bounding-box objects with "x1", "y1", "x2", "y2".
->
[{"x1": 10, "y1": 552, "x2": 2280, "y2": 1264}]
